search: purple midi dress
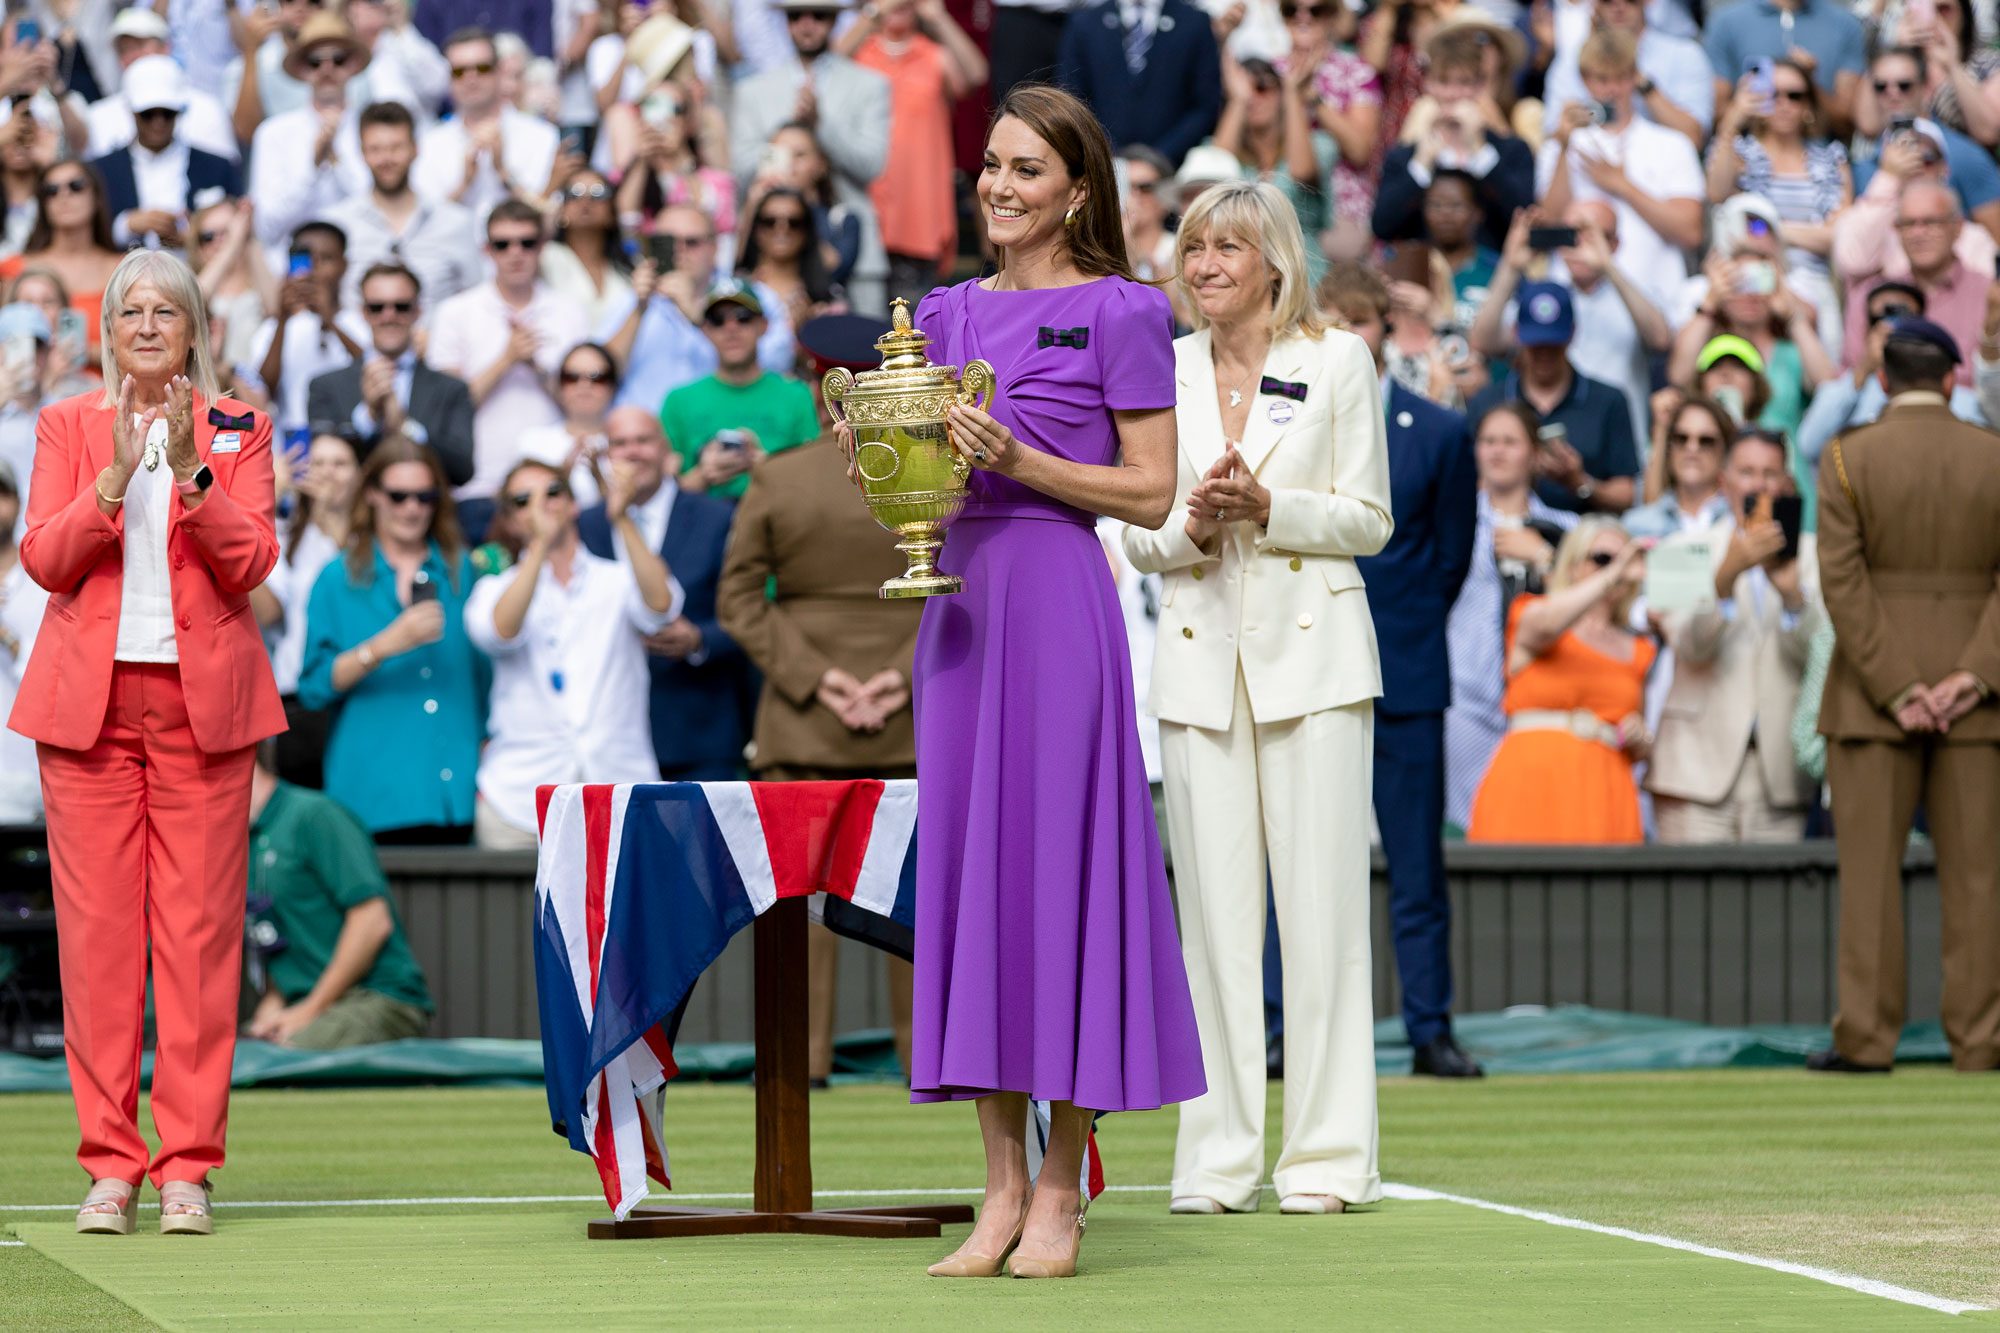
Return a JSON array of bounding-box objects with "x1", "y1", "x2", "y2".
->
[{"x1": 907, "y1": 275, "x2": 1206, "y2": 1113}]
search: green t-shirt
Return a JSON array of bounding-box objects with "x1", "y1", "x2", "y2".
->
[
  {"x1": 659, "y1": 372, "x2": 821, "y2": 501},
  {"x1": 248, "y1": 782, "x2": 434, "y2": 1013}
]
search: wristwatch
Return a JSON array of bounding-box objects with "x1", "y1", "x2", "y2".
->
[
  {"x1": 1636, "y1": 77, "x2": 1656, "y2": 97},
  {"x1": 174, "y1": 464, "x2": 213, "y2": 497},
  {"x1": 1576, "y1": 478, "x2": 1596, "y2": 502}
]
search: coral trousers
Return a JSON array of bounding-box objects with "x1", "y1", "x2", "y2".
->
[{"x1": 38, "y1": 662, "x2": 254, "y2": 1187}]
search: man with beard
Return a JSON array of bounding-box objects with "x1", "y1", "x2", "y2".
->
[{"x1": 324, "y1": 102, "x2": 481, "y2": 312}]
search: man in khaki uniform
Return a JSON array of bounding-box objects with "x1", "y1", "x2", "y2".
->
[
  {"x1": 717, "y1": 314, "x2": 920, "y2": 1085},
  {"x1": 1814, "y1": 318, "x2": 2000, "y2": 1074}
]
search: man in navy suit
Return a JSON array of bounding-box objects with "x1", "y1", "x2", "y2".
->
[
  {"x1": 88, "y1": 56, "x2": 240, "y2": 250},
  {"x1": 1329, "y1": 265, "x2": 1484, "y2": 1077},
  {"x1": 1058, "y1": 0, "x2": 1221, "y2": 167},
  {"x1": 577, "y1": 407, "x2": 752, "y2": 782}
]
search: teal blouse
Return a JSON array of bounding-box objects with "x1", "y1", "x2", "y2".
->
[{"x1": 298, "y1": 544, "x2": 489, "y2": 834}]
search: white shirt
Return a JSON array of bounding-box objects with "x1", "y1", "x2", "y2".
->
[
  {"x1": 0, "y1": 557, "x2": 49, "y2": 820},
  {"x1": 112, "y1": 140, "x2": 193, "y2": 249},
  {"x1": 427, "y1": 282, "x2": 590, "y2": 499},
  {"x1": 248, "y1": 104, "x2": 373, "y2": 263},
  {"x1": 265, "y1": 522, "x2": 343, "y2": 696},
  {"x1": 412, "y1": 107, "x2": 560, "y2": 230},
  {"x1": 320, "y1": 192, "x2": 482, "y2": 313},
  {"x1": 115, "y1": 418, "x2": 177, "y2": 664},
  {"x1": 465, "y1": 546, "x2": 685, "y2": 832},
  {"x1": 245, "y1": 308, "x2": 371, "y2": 437},
  {"x1": 1547, "y1": 260, "x2": 1653, "y2": 448},
  {"x1": 624, "y1": 481, "x2": 675, "y2": 562},
  {"x1": 88, "y1": 88, "x2": 241, "y2": 164},
  {"x1": 1536, "y1": 118, "x2": 1702, "y2": 318}
]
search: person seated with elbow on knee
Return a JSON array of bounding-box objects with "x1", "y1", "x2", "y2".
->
[{"x1": 243, "y1": 740, "x2": 435, "y2": 1049}]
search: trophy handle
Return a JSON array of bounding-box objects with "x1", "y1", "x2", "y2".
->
[
  {"x1": 821, "y1": 367, "x2": 854, "y2": 428},
  {"x1": 958, "y1": 359, "x2": 997, "y2": 414}
]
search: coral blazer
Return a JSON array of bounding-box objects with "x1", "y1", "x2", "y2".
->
[{"x1": 9, "y1": 389, "x2": 287, "y2": 754}]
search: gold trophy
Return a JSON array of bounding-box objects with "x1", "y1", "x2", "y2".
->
[{"x1": 821, "y1": 299, "x2": 997, "y2": 598}]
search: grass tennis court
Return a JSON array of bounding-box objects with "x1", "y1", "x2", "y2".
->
[{"x1": 2, "y1": 1070, "x2": 1995, "y2": 1329}]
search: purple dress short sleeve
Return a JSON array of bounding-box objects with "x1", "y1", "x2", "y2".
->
[{"x1": 905, "y1": 276, "x2": 1206, "y2": 1112}]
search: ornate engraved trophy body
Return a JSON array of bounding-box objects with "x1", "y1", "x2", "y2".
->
[{"x1": 821, "y1": 300, "x2": 997, "y2": 598}]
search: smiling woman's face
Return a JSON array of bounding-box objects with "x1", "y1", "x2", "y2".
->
[{"x1": 110, "y1": 278, "x2": 192, "y2": 388}]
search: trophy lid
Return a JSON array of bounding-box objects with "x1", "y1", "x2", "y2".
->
[{"x1": 874, "y1": 299, "x2": 933, "y2": 371}]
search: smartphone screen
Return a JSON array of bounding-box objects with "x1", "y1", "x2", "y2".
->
[
  {"x1": 1772, "y1": 495, "x2": 1803, "y2": 559},
  {"x1": 645, "y1": 234, "x2": 678, "y2": 272},
  {"x1": 1528, "y1": 226, "x2": 1579, "y2": 252},
  {"x1": 287, "y1": 250, "x2": 314, "y2": 280},
  {"x1": 410, "y1": 571, "x2": 440, "y2": 605}
]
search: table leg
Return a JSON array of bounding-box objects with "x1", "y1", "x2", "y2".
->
[{"x1": 753, "y1": 896, "x2": 813, "y2": 1214}]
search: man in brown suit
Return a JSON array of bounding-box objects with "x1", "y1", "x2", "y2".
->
[
  {"x1": 718, "y1": 314, "x2": 921, "y2": 1086},
  {"x1": 1814, "y1": 318, "x2": 2000, "y2": 1074}
]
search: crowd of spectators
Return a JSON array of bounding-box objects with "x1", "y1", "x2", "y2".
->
[{"x1": 8, "y1": 0, "x2": 2000, "y2": 886}]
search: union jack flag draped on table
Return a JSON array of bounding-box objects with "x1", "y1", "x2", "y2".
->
[{"x1": 533, "y1": 780, "x2": 919, "y2": 1219}]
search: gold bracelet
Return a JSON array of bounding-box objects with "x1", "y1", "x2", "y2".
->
[{"x1": 94, "y1": 476, "x2": 125, "y2": 507}]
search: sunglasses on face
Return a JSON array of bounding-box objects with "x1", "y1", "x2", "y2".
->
[
  {"x1": 489, "y1": 235, "x2": 542, "y2": 252},
  {"x1": 756, "y1": 213, "x2": 805, "y2": 232},
  {"x1": 1585, "y1": 551, "x2": 1617, "y2": 568},
  {"x1": 1774, "y1": 88, "x2": 1810, "y2": 102},
  {"x1": 1668, "y1": 431, "x2": 1721, "y2": 449},
  {"x1": 1871, "y1": 302, "x2": 1917, "y2": 324},
  {"x1": 135, "y1": 107, "x2": 179, "y2": 123},
  {"x1": 364, "y1": 300, "x2": 416, "y2": 316},
  {"x1": 196, "y1": 229, "x2": 222, "y2": 245},
  {"x1": 787, "y1": 8, "x2": 837, "y2": 20},
  {"x1": 1874, "y1": 78, "x2": 1915, "y2": 93},
  {"x1": 304, "y1": 49, "x2": 351, "y2": 71},
  {"x1": 1281, "y1": 2, "x2": 1332, "y2": 16},
  {"x1": 507, "y1": 483, "x2": 568, "y2": 509},
  {"x1": 451, "y1": 61, "x2": 496, "y2": 78},
  {"x1": 381, "y1": 487, "x2": 438, "y2": 507},
  {"x1": 565, "y1": 181, "x2": 610, "y2": 201},
  {"x1": 704, "y1": 306, "x2": 758, "y2": 327},
  {"x1": 560, "y1": 367, "x2": 613, "y2": 385},
  {"x1": 39, "y1": 177, "x2": 88, "y2": 198}
]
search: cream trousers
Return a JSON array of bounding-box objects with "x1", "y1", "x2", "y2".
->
[{"x1": 1160, "y1": 668, "x2": 1382, "y2": 1209}]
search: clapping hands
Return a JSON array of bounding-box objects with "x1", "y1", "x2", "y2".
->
[
  {"x1": 1185, "y1": 445, "x2": 1270, "y2": 545},
  {"x1": 816, "y1": 667, "x2": 910, "y2": 733}
]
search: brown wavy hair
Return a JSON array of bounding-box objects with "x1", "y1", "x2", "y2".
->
[
  {"x1": 987, "y1": 84, "x2": 1134, "y2": 282},
  {"x1": 343, "y1": 433, "x2": 466, "y2": 589},
  {"x1": 25, "y1": 160, "x2": 117, "y2": 256}
]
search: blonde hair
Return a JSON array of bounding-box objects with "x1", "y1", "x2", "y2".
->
[
  {"x1": 98, "y1": 249, "x2": 220, "y2": 406},
  {"x1": 1578, "y1": 28, "x2": 1638, "y2": 77},
  {"x1": 1549, "y1": 516, "x2": 1640, "y2": 624},
  {"x1": 1174, "y1": 180, "x2": 1327, "y2": 341}
]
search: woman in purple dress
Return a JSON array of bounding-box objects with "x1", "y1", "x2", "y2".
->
[{"x1": 898, "y1": 86, "x2": 1206, "y2": 1279}]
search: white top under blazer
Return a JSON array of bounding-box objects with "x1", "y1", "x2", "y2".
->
[
  {"x1": 114, "y1": 416, "x2": 178, "y2": 664},
  {"x1": 1122, "y1": 326, "x2": 1394, "y2": 732}
]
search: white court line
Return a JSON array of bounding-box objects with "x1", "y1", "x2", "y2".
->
[
  {"x1": 1384, "y1": 1184, "x2": 1982, "y2": 1317},
  {"x1": 0, "y1": 1184, "x2": 1980, "y2": 1315}
]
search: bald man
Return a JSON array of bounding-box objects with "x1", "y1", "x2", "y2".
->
[
  {"x1": 576, "y1": 407, "x2": 753, "y2": 781},
  {"x1": 1837, "y1": 179, "x2": 1991, "y2": 386}
]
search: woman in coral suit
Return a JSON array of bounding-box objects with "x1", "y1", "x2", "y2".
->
[{"x1": 9, "y1": 249, "x2": 284, "y2": 1236}]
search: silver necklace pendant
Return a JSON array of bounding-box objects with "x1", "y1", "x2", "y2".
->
[
  {"x1": 1228, "y1": 389, "x2": 1243, "y2": 408},
  {"x1": 143, "y1": 441, "x2": 161, "y2": 471}
]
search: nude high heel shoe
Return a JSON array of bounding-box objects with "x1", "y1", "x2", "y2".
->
[
  {"x1": 1007, "y1": 1208, "x2": 1086, "y2": 1279},
  {"x1": 926, "y1": 1209, "x2": 1027, "y2": 1277}
]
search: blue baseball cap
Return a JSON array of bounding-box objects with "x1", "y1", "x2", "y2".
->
[
  {"x1": 1886, "y1": 315, "x2": 1963, "y2": 366},
  {"x1": 1516, "y1": 281, "x2": 1575, "y2": 347}
]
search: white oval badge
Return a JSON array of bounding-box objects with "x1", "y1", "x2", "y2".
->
[{"x1": 1268, "y1": 400, "x2": 1295, "y2": 425}]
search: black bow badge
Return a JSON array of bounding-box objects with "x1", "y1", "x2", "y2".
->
[
  {"x1": 208, "y1": 407, "x2": 256, "y2": 430},
  {"x1": 1260, "y1": 376, "x2": 1307, "y2": 401},
  {"x1": 1038, "y1": 326, "x2": 1089, "y2": 350}
]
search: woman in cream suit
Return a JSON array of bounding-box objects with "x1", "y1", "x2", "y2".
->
[{"x1": 1123, "y1": 181, "x2": 1392, "y2": 1216}]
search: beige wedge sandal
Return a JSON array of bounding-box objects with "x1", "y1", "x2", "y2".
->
[
  {"x1": 75, "y1": 1179, "x2": 137, "y2": 1235},
  {"x1": 159, "y1": 1180, "x2": 214, "y2": 1236}
]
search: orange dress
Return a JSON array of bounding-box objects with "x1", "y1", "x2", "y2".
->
[
  {"x1": 1466, "y1": 596, "x2": 1655, "y2": 844},
  {"x1": 853, "y1": 34, "x2": 957, "y2": 267}
]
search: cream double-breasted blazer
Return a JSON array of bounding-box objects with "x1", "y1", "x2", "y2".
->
[{"x1": 1122, "y1": 327, "x2": 1393, "y2": 732}]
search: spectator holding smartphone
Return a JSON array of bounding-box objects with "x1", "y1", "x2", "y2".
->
[
  {"x1": 1647, "y1": 429, "x2": 1822, "y2": 843},
  {"x1": 659, "y1": 282, "x2": 818, "y2": 500},
  {"x1": 1373, "y1": 26, "x2": 1535, "y2": 253},
  {"x1": 247, "y1": 221, "x2": 368, "y2": 439},
  {"x1": 1466, "y1": 520, "x2": 1655, "y2": 844},
  {"x1": 298, "y1": 435, "x2": 486, "y2": 844}
]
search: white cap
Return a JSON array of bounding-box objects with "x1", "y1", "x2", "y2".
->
[
  {"x1": 110, "y1": 7, "x2": 171, "y2": 43},
  {"x1": 1174, "y1": 144, "x2": 1242, "y2": 206},
  {"x1": 122, "y1": 54, "x2": 189, "y2": 115}
]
